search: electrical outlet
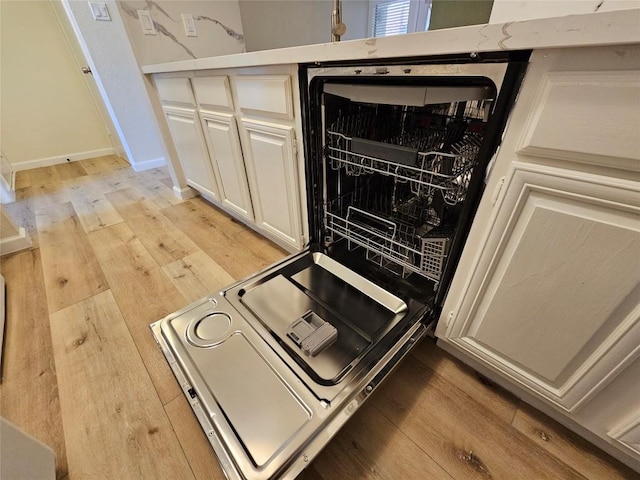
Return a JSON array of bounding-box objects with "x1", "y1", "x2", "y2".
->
[
  {"x1": 138, "y1": 10, "x2": 157, "y2": 35},
  {"x1": 182, "y1": 13, "x2": 197, "y2": 37}
]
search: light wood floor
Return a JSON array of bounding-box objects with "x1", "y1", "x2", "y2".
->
[{"x1": 0, "y1": 156, "x2": 636, "y2": 480}]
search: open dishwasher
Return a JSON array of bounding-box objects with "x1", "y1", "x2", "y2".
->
[{"x1": 151, "y1": 52, "x2": 529, "y2": 479}]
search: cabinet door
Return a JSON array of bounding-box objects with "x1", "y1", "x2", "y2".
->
[
  {"x1": 240, "y1": 119, "x2": 302, "y2": 249},
  {"x1": 438, "y1": 161, "x2": 640, "y2": 412},
  {"x1": 163, "y1": 106, "x2": 220, "y2": 201},
  {"x1": 200, "y1": 111, "x2": 253, "y2": 221}
]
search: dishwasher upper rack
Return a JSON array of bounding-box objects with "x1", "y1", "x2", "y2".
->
[{"x1": 325, "y1": 130, "x2": 482, "y2": 206}]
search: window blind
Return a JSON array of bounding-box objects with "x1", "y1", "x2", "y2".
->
[{"x1": 373, "y1": 0, "x2": 411, "y2": 37}]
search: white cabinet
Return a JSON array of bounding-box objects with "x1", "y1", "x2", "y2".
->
[
  {"x1": 156, "y1": 71, "x2": 305, "y2": 252},
  {"x1": 240, "y1": 119, "x2": 302, "y2": 249},
  {"x1": 437, "y1": 45, "x2": 640, "y2": 466},
  {"x1": 199, "y1": 111, "x2": 253, "y2": 221},
  {"x1": 439, "y1": 162, "x2": 640, "y2": 412},
  {"x1": 163, "y1": 106, "x2": 220, "y2": 201}
]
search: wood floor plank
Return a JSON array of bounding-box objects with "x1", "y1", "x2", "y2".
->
[
  {"x1": 159, "y1": 176, "x2": 174, "y2": 189},
  {"x1": 79, "y1": 155, "x2": 117, "y2": 175},
  {"x1": 512, "y1": 403, "x2": 637, "y2": 479},
  {"x1": 371, "y1": 355, "x2": 585, "y2": 480},
  {"x1": 54, "y1": 161, "x2": 88, "y2": 181},
  {"x1": 106, "y1": 155, "x2": 130, "y2": 169},
  {"x1": 14, "y1": 170, "x2": 30, "y2": 189},
  {"x1": 65, "y1": 176, "x2": 124, "y2": 233},
  {"x1": 29, "y1": 166, "x2": 61, "y2": 188},
  {"x1": 311, "y1": 402, "x2": 452, "y2": 480},
  {"x1": 29, "y1": 181, "x2": 72, "y2": 211},
  {"x1": 49, "y1": 290, "x2": 194, "y2": 480},
  {"x1": 36, "y1": 201, "x2": 109, "y2": 313},
  {"x1": 3, "y1": 155, "x2": 633, "y2": 480},
  {"x1": 411, "y1": 339, "x2": 520, "y2": 424},
  {"x1": 84, "y1": 167, "x2": 135, "y2": 195},
  {"x1": 0, "y1": 249, "x2": 68, "y2": 479},
  {"x1": 161, "y1": 199, "x2": 285, "y2": 280},
  {"x1": 164, "y1": 394, "x2": 227, "y2": 480},
  {"x1": 235, "y1": 227, "x2": 289, "y2": 267},
  {"x1": 162, "y1": 251, "x2": 235, "y2": 303},
  {"x1": 88, "y1": 222, "x2": 186, "y2": 404},
  {"x1": 106, "y1": 188, "x2": 198, "y2": 266},
  {"x1": 297, "y1": 464, "x2": 326, "y2": 480},
  {"x1": 135, "y1": 175, "x2": 184, "y2": 210}
]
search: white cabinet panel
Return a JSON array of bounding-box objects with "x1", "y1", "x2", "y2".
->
[
  {"x1": 234, "y1": 76, "x2": 294, "y2": 119},
  {"x1": 192, "y1": 76, "x2": 234, "y2": 112},
  {"x1": 155, "y1": 77, "x2": 196, "y2": 107},
  {"x1": 240, "y1": 119, "x2": 302, "y2": 249},
  {"x1": 441, "y1": 162, "x2": 640, "y2": 412},
  {"x1": 163, "y1": 106, "x2": 220, "y2": 200},
  {"x1": 200, "y1": 111, "x2": 253, "y2": 221},
  {"x1": 609, "y1": 411, "x2": 640, "y2": 457},
  {"x1": 518, "y1": 71, "x2": 640, "y2": 171}
]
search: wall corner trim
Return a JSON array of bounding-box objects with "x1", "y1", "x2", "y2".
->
[{"x1": 0, "y1": 228, "x2": 33, "y2": 257}]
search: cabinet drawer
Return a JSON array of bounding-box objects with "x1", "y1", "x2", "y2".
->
[
  {"x1": 234, "y1": 75, "x2": 293, "y2": 120},
  {"x1": 518, "y1": 71, "x2": 640, "y2": 171},
  {"x1": 192, "y1": 76, "x2": 234, "y2": 112},
  {"x1": 155, "y1": 77, "x2": 196, "y2": 108}
]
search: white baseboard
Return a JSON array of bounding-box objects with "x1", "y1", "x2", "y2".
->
[
  {"x1": 172, "y1": 185, "x2": 199, "y2": 200},
  {"x1": 12, "y1": 148, "x2": 116, "y2": 171},
  {"x1": 0, "y1": 228, "x2": 32, "y2": 257},
  {"x1": 131, "y1": 157, "x2": 167, "y2": 172}
]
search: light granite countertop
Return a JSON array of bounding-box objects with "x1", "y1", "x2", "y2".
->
[{"x1": 142, "y1": 8, "x2": 640, "y2": 74}]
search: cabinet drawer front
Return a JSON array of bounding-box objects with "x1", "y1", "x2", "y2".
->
[
  {"x1": 155, "y1": 77, "x2": 196, "y2": 108},
  {"x1": 192, "y1": 76, "x2": 234, "y2": 112},
  {"x1": 234, "y1": 76, "x2": 293, "y2": 119},
  {"x1": 518, "y1": 71, "x2": 640, "y2": 171}
]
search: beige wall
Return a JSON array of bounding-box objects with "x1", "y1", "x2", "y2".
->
[
  {"x1": 238, "y1": 0, "x2": 369, "y2": 52},
  {"x1": 0, "y1": 1, "x2": 112, "y2": 168}
]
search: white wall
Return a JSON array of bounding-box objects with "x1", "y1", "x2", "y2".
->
[
  {"x1": 64, "y1": 0, "x2": 167, "y2": 171},
  {"x1": 490, "y1": 0, "x2": 640, "y2": 24},
  {"x1": 118, "y1": 1, "x2": 246, "y2": 65},
  {"x1": 238, "y1": 0, "x2": 369, "y2": 52},
  {"x1": 0, "y1": 1, "x2": 113, "y2": 169}
]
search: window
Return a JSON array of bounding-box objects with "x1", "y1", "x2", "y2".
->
[{"x1": 369, "y1": 0, "x2": 432, "y2": 37}]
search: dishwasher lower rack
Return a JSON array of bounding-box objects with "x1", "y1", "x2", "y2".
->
[{"x1": 324, "y1": 204, "x2": 452, "y2": 283}]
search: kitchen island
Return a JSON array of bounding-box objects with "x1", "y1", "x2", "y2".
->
[{"x1": 143, "y1": 8, "x2": 640, "y2": 475}]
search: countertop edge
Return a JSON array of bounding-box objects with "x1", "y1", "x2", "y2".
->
[{"x1": 141, "y1": 9, "x2": 640, "y2": 74}]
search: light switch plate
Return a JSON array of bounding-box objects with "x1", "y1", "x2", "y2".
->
[
  {"x1": 182, "y1": 13, "x2": 197, "y2": 37},
  {"x1": 88, "y1": 2, "x2": 110, "y2": 21},
  {"x1": 137, "y1": 10, "x2": 157, "y2": 35}
]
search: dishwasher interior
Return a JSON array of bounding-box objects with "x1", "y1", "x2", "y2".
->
[{"x1": 314, "y1": 75, "x2": 498, "y2": 308}]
